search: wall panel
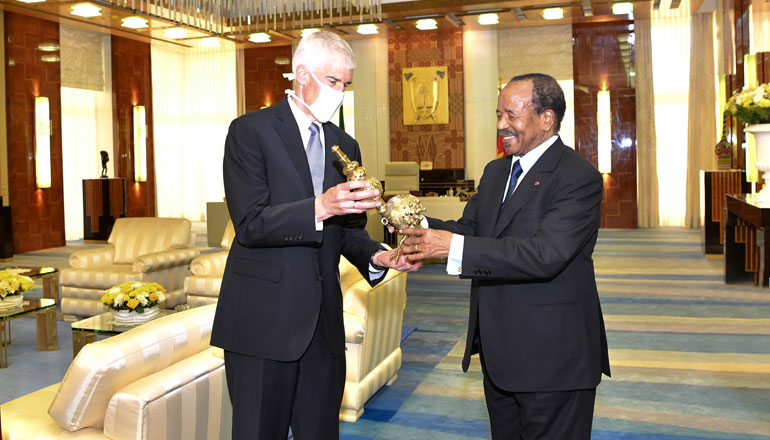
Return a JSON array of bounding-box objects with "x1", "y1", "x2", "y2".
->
[
  {"x1": 4, "y1": 12, "x2": 65, "y2": 252},
  {"x1": 243, "y1": 45, "x2": 293, "y2": 114},
  {"x1": 111, "y1": 36, "x2": 155, "y2": 217},
  {"x1": 573, "y1": 20, "x2": 637, "y2": 228},
  {"x1": 388, "y1": 29, "x2": 464, "y2": 169}
]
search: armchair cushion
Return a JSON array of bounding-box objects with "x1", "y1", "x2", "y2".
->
[
  {"x1": 60, "y1": 265, "x2": 139, "y2": 290},
  {"x1": 48, "y1": 304, "x2": 217, "y2": 431},
  {"x1": 190, "y1": 251, "x2": 228, "y2": 277},
  {"x1": 110, "y1": 218, "x2": 192, "y2": 264}
]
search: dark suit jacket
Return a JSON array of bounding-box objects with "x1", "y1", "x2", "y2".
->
[
  {"x1": 211, "y1": 98, "x2": 385, "y2": 362},
  {"x1": 428, "y1": 137, "x2": 611, "y2": 392}
]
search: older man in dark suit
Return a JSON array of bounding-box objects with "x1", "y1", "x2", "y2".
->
[
  {"x1": 211, "y1": 31, "x2": 418, "y2": 440},
  {"x1": 401, "y1": 73, "x2": 611, "y2": 439}
]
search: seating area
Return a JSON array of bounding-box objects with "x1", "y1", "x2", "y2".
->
[{"x1": 59, "y1": 218, "x2": 199, "y2": 319}]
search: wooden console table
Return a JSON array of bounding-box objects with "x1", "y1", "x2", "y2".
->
[
  {"x1": 702, "y1": 170, "x2": 749, "y2": 255},
  {"x1": 724, "y1": 194, "x2": 767, "y2": 287},
  {"x1": 83, "y1": 178, "x2": 126, "y2": 240}
]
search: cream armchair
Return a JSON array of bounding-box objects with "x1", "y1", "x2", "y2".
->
[
  {"x1": 384, "y1": 161, "x2": 420, "y2": 196},
  {"x1": 60, "y1": 217, "x2": 199, "y2": 318},
  {"x1": 184, "y1": 220, "x2": 236, "y2": 306},
  {"x1": 339, "y1": 254, "x2": 407, "y2": 422}
]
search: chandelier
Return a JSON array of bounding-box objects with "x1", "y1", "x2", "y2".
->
[{"x1": 107, "y1": 0, "x2": 382, "y2": 36}]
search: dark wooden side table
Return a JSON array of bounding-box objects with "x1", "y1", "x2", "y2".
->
[
  {"x1": 702, "y1": 170, "x2": 749, "y2": 255},
  {"x1": 724, "y1": 194, "x2": 767, "y2": 286}
]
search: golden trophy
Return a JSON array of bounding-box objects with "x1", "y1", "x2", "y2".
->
[{"x1": 331, "y1": 146, "x2": 425, "y2": 260}]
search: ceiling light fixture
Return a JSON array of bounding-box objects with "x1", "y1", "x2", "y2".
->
[
  {"x1": 415, "y1": 18, "x2": 437, "y2": 30},
  {"x1": 513, "y1": 7, "x2": 527, "y2": 19},
  {"x1": 542, "y1": 8, "x2": 564, "y2": 20},
  {"x1": 301, "y1": 28, "x2": 320, "y2": 38},
  {"x1": 17, "y1": 0, "x2": 45, "y2": 4},
  {"x1": 164, "y1": 27, "x2": 187, "y2": 39},
  {"x1": 249, "y1": 32, "x2": 271, "y2": 43},
  {"x1": 477, "y1": 13, "x2": 499, "y2": 25},
  {"x1": 40, "y1": 55, "x2": 60, "y2": 62},
  {"x1": 70, "y1": 3, "x2": 102, "y2": 18},
  {"x1": 611, "y1": 2, "x2": 633, "y2": 15},
  {"x1": 356, "y1": 23, "x2": 379, "y2": 34},
  {"x1": 121, "y1": 16, "x2": 148, "y2": 29}
]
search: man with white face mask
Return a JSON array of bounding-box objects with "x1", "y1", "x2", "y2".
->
[{"x1": 211, "y1": 31, "x2": 421, "y2": 440}]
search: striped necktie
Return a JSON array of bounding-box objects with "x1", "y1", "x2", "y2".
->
[
  {"x1": 307, "y1": 123, "x2": 324, "y2": 196},
  {"x1": 502, "y1": 160, "x2": 523, "y2": 204}
]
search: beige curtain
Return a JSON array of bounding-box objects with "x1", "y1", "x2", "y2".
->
[
  {"x1": 636, "y1": 18, "x2": 660, "y2": 228},
  {"x1": 685, "y1": 13, "x2": 718, "y2": 228},
  {"x1": 751, "y1": 0, "x2": 770, "y2": 53},
  {"x1": 236, "y1": 48, "x2": 246, "y2": 116}
]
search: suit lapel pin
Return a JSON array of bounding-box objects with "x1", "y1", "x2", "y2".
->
[{"x1": 534, "y1": 181, "x2": 540, "y2": 186}]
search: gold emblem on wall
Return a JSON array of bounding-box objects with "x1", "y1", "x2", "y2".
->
[{"x1": 402, "y1": 66, "x2": 449, "y2": 125}]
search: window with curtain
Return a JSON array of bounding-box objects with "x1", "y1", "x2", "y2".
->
[
  {"x1": 60, "y1": 26, "x2": 112, "y2": 241},
  {"x1": 651, "y1": 0, "x2": 692, "y2": 227},
  {"x1": 151, "y1": 40, "x2": 237, "y2": 221}
]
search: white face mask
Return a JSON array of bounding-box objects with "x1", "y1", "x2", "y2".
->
[{"x1": 287, "y1": 69, "x2": 344, "y2": 123}]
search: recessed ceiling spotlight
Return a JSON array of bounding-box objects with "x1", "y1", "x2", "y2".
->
[
  {"x1": 17, "y1": 0, "x2": 45, "y2": 4},
  {"x1": 164, "y1": 28, "x2": 187, "y2": 39},
  {"x1": 415, "y1": 18, "x2": 437, "y2": 30},
  {"x1": 612, "y1": 2, "x2": 633, "y2": 15},
  {"x1": 356, "y1": 24, "x2": 379, "y2": 34},
  {"x1": 70, "y1": 3, "x2": 102, "y2": 18},
  {"x1": 249, "y1": 32, "x2": 271, "y2": 43},
  {"x1": 301, "y1": 28, "x2": 320, "y2": 38},
  {"x1": 37, "y1": 43, "x2": 60, "y2": 52},
  {"x1": 542, "y1": 8, "x2": 564, "y2": 20},
  {"x1": 201, "y1": 37, "x2": 220, "y2": 47},
  {"x1": 121, "y1": 16, "x2": 148, "y2": 29},
  {"x1": 477, "y1": 13, "x2": 499, "y2": 25}
]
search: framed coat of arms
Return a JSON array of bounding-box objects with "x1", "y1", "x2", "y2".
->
[{"x1": 402, "y1": 66, "x2": 449, "y2": 125}]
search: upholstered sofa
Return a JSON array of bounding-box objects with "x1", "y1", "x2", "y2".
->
[
  {"x1": 184, "y1": 221, "x2": 235, "y2": 306},
  {"x1": 0, "y1": 304, "x2": 231, "y2": 439},
  {"x1": 60, "y1": 217, "x2": 199, "y2": 318}
]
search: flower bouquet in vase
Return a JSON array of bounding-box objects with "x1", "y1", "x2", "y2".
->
[
  {"x1": 725, "y1": 83, "x2": 770, "y2": 200},
  {"x1": 0, "y1": 270, "x2": 34, "y2": 310},
  {"x1": 101, "y1": 281, "x2": 166, "y2": 324}
]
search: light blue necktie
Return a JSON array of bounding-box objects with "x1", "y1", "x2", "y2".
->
[
  {"x1": 502, "y1": 160, "x2": 523, "y2": 204},
  {"x1": 307, "y1": 123, "x2": 324, "y2": 196}
]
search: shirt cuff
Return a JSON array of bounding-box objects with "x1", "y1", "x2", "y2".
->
[
  {"x1": 368, "y1": 264, "x2": 386, "y2": 281},
  {"x1": 419, "y1": 216, "x2": 429, "y2": 228},
  {"x1": 315, "y1": 219, "x2": 323, "y2": 231},
  {"x1": 446, "y1": 234, "x2": 464, "y2": 275}
]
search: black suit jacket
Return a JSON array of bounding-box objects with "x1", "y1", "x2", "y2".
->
[
  {"x1": 211, "y1": 98, "x2": 384, "y2": 361},
  {"x1": 428, "y1": 138, "x2": 611, "y2": 392}
]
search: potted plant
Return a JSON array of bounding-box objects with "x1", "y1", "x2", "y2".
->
[
  {"x1": 101, "y1": 281, "x2": 166, "y2": 323},
  {"x1": 0, "y1": 270, "x2": 34, "y2": 310},
  {"x1": 725, "y1": 83, "x2": 770, "y2": 200}
]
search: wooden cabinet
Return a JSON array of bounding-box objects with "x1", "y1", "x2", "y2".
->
[{"x1": 83, "y1": 178, "x2": 126, "y2": 240}]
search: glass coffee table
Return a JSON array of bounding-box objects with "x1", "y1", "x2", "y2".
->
[
  {"x1": 0, "y1": 298, "x2": 58, "y2": 368},
  {"x1": 71, "y1": 310, "x2": 175, "y2": 357},
  {"x1": 0, "y1": 266, "x2": 60, "y2": 302}
]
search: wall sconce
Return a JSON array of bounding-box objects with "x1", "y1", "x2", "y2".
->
[
  {"x1": 133, "y1": 105, "x2": 147, "y2": 182},
  {"x1": 35, "y1": 96, "x2": 52, "y2": 188},
  {"x1": 596, "y1": 90, "x2": 612, "y2": 174}
]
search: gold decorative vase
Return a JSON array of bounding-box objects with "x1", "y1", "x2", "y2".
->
[{"x1": 332, "y1": 146, "x2": 425, "y2": 259}]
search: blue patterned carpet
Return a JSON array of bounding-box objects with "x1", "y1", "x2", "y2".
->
[
  {"x1": 339, "y1": 228, "x2": 770, "y2": 439},
  {"x1": 2, "y1": 228, "x2": 769, "y2": 439}
]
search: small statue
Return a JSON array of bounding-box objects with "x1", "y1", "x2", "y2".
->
[
  {"x1": 331, "y1": 146, "x2": 425, "y2": 260},
  {"x1": 100, "y1": 151, "x2": 109, "y2": 178}
]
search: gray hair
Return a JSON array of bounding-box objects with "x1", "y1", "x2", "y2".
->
[{"x1": 292, "y1": 31, "x2": 355, "y2": 73}]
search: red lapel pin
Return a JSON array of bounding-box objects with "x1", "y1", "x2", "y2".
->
[{"x1": 534, "y1": 181, "x2": 540, "y2": 186}]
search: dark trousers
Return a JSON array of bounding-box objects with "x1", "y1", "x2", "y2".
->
[
  {"x1": 224, "y1": 315, "x2": 346, "y2": 440},
  {"x1": 482, "y1": 375, "x2": 596, "y2": 440}
]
